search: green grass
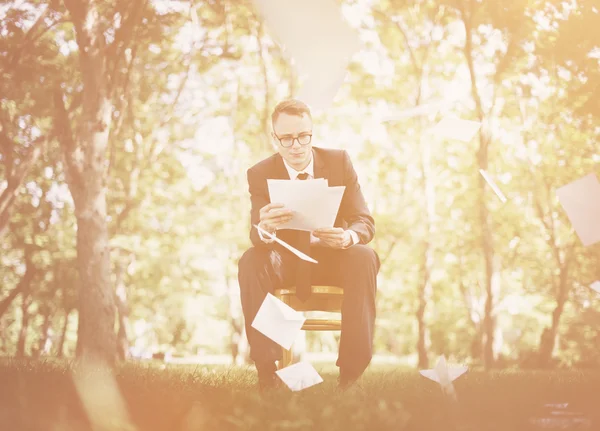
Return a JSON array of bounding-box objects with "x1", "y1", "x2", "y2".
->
[{"x1": 0, "y1": 358, "x2": 598, "y2": 430}]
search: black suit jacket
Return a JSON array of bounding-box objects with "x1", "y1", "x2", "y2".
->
[{"x1": 246, "y1": 146, "x2": 375, "y2": 250}]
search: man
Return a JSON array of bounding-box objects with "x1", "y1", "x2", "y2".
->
[{"x1": 238, "y1": 99, "x2": 380, "y2": 391}]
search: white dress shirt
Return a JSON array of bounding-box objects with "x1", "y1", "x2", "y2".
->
[{"x1": 258, "y1": 153, "x2": 359, "y2": 247}]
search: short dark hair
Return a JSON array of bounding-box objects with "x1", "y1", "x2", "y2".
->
[{"x1": 271, "y1": 99, "x2": 312, "y2": 127}]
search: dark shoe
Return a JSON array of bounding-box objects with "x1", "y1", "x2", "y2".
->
[
  {"x1": 257, "y1": 361, "x2": 280, "y2": 392},
  {"x1": 338, "y1": 369, "x2": 363, "y2": 391}
]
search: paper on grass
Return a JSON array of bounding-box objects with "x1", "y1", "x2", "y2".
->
[
  {"x1": 419, "y1": 355, "x2": 468, "y2": 400},
  {"x1": 432, "y1": 117, "x2": 481, "y2": 142},
  {"x1": 275, "y1": 361, "x2": 324, "y2": 391},
  {"x1": 252, "y1": 0, "x2": 359, "y2": 110},
  {"x1": 268, "y1": 180, "x2": 345, "y2": 231},
  {"x1": 556, "y1": 173, "x2": 600, "y2": 247},
  {"x1": 251, "y1": 293, "x2": 306, "y2": 350},
  {"x1": 589, "y1": 281, "x2": 600, "y2": 294},
  {"x1": 479, "y1": 169, "x2": 507, "y2": 203},
  {"x1": 255, "y1": 224, "x2": 318, "y2": 264}
]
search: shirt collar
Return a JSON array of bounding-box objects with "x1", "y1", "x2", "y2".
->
[{"x1": 282, "y1": 151, "x2": 314, "y2": 180}]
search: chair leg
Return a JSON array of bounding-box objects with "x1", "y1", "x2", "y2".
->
[{"x1": 280, "y1": 347, "x2": 293, "y2": 369}]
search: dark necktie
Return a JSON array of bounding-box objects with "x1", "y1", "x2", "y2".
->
[{"x1": 296, "y1": 172, "x2": 311, "y2": 301}]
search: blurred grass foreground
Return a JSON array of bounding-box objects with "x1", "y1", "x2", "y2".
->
[{"x1": 1, "y1": 359, "x2": 600, "y2": 431}]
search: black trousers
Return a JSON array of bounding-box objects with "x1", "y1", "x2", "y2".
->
[{"x1": 238, "y1": 243, "x2": 380, "y2": 377}]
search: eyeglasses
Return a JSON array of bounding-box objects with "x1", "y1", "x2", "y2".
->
[{"x1": 273, "y1": 132, "x2": 312, "y2": 148}]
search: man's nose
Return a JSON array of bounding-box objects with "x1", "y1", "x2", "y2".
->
[{"x1": 291, "y1": 138, "x2": 301, "y2": 149}]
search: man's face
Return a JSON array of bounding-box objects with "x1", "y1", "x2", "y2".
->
[{"x1": 272, "y1": 113, "x2": 313, "y2": 171}]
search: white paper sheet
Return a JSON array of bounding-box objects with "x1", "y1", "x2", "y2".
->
[
  {"x1": 251, "y1": 293, "x2": 306, "y2": 350},
  {"x1": 556, "y1": 173, "x2": 600, "y2": 247},
  {"x1": 432, "y1": 117, "x2": 481, "y2": 142},
  {"x1": 267, "y1": 179, "x2": 345, "y2": 231},
  {"x1": 253, "y1": 0, "x2": 359, "y2": 110},
  {"x1": 479, "y1": 169, "x2": 508, "y2": 203},
  {"x1": 419, "y1": 355, "x2": 468, "y2": 400},
  {"x1": 381, "y1": 100, "x2": 449, "y2": 122},
  {"x1": 255, "y1": 225, "x2": 318, "y2": 264},
  {"x1": 589, "y1": 281, "x2": 600, "y2": 294},
  {"x1": 275, "y1": 361, "x2": 324, "y2": 391}
]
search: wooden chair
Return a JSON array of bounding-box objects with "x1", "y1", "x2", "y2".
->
[{"x1": 274, "y1": 285, "x2": 344, "y2": 369}]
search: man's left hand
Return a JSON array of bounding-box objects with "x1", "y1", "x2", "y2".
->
[{"x1": 313, "y1": 228, "x2": 352, "y2": 249}]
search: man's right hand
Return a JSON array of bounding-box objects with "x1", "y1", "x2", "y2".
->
[{"x1": 258, "y1": 203, "x2": 293, "y2": 233}]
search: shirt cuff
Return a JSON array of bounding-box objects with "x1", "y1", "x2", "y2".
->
[
  {"x1": 345, "y1": 230, "x2": 359, "y2": 248},
  {"x1": 257, "y1": 225, "x2": 276, "y2": 243}
]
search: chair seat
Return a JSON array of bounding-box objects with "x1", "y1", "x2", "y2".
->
[{"x1": 274, "y1": 285, "x2": 344, "y2": 312}]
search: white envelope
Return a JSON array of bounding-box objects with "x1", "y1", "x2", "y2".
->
[
  {"x1": 275, "y1": 361, "x2": 324, "y2": 391},
  {"x1": 589, "y1": 281, "x2": 600, "y2": 294},
  {"x1": 251, "y1": 293, "x2": 306, "y2": 350},
  {"x1": 431, "y1": 117, "x2": 481, "y2": 142},
  {"x1": 556, "y1": 173, "x2": 600, "y2": 247},
  {"x1": 479, "y1": 169, "x2": 507, "y2": 203},
  {"x1": 253, "y1": 0, "x2": 359, "y2": 110},
  {"x1": 419, "y1": 355, "x2": 468, "y2": 400}
]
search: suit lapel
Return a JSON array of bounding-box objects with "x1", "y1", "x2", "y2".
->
[
  {"x1": 273, "y1": 154, "x2": 291, "y2": 179},
  {"x1": 312, "y1": 147, "x2": 329, "y2": 180}
]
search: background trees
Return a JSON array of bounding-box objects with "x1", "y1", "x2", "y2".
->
[{"x1": 1, "y1": 0, "x2": 598, "y2": 369}]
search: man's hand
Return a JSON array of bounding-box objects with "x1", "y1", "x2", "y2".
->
[
  {"x1": 313, "y1": 228, "x2": 352, "y2": 249},
  {"x1": 258, "y1": 203, "x2": 293, "y2": 233}
]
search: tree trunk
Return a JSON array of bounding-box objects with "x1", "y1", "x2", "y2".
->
[
  {"x1": 114, "y1": 262, "x2": 130, "y2": 361},
  {"x1": 58, "y1": 0, "x2": 116, "y2": 365},
  {"x1": 0, "y1": 136, "x2": 45, "y2": 239},
  {"x1": 461, "y1": 5, "x2": 497, "y2": 370},
  {"x1": 16, "y1": 292, "x2": 32, "y2": 357},
  {"x1": 57, "y1": 309, "x2": 72, "y2": 358},
  {"x1": 34, "y1": 310, "x2": 53, "y2": 358},
  {"x1": 537, "y1": 261, "x2": 570, "y2": 367},
  {"x1": 0, "y1": 284, "x2": 24, "y2": 320},
  {"x1": 225, "y1": 265, "x2": 246, "y2": 364},
  {"x1": 416, "y1": 91, "x2": 434, "y2": 369}
]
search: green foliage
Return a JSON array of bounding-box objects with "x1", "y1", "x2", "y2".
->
[{"x1": 0, "y1": 0, "x2": 599, "y2": 368}]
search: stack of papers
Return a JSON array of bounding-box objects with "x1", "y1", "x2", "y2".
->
[
  {"x1": 268, "y1": 179, "x2": 345, "y2": 231},
  {"x1": 556, "y1": 173, "x2": 600, "y2": 247}
]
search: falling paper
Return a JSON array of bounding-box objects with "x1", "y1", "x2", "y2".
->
[
  {"x1": 589, "y1": 281, "x2": 600, "y2": 294},
  {"x1": 431, "y1": 117, "x2": 481, "y2": 142},
  {"x1": 419, "y1": 355, "x2": 468, "y2": 400},
  {"x1": 381, "y1": 100, "x2": 450, "y2": 122},
  {"x1": 275, "y1": 361, "x2": 324, "y2": 391},
  {"x1": 253, "y1": 0, "x2": 359, "y2": 110},
  {"x1": 556, "y1": 173, "x2": 600, "y2": 247},
  {"x1": 251, "y1": 292, "x2": 306, "y2": 350},
  {"x1": 255, "y1": 224, "x2": 318, "y2": 264},
  {"x1": 479, "y1": 169, "x2": 508, "y2": 203}
]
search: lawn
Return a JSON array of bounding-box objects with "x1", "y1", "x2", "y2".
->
[{"x1": 0, "y1": 358, "x2": 598, "y2": 430}]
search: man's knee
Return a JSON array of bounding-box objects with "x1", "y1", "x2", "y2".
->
[
  {"x1": 342, "y1": 245, "x2": 380, "y2": 271},
  {"x1": 238, "y1": 247, "x2": 279, "y2": 276}
]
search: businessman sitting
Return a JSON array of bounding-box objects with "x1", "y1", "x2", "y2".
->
[{"x1": 238, "y1": 99, "x2": 380, "y2": 391}]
